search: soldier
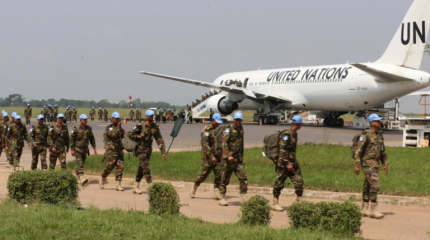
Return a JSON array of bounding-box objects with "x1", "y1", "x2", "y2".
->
[
  {"x1": 354, "y1": 113, "x2": 388, "y2": 219},
  {"x1": 98, "y1": 107, "x2": 103, "y2": 122},
  {"x1": 70, "y1": 114, "x2": 97, "y2": 185},
  {"x1": 1, "y1": 111, "x2": 10, "y2": 162},
  {"x1": 67, "y1": 106, "x2": 72, "y2": 123},
  {"x1": 129, "y1": 108, "x2": 135, "y2": 123},
  {"x1": 173, "y1": 109, "x2": 178, "y2": 122},
  {"x1": 196, "y1": 98, "x2": 201, "y2": 105},
  {"x1": 209, "y1": 91, "x2": 214, "y2": 97},
  {"x1": 53, "y1": 105, "x2": 58, "y2": 123},
  {"x1": 155, "y1": 108, "x2": 160, "y2": 124},
  {"x1": 162, "y1": 109, "x2": 167, "y2": 124},
  {"x1": 271, "y1": 116, "x2": 305, "y2": 212},
  {"x1": 64, "y1": 107, "x2": 69, "y2": 123},
  {"x1": 188, "y1": 110, "x2": 193, "y2": 124},
  {"x1": 29, "y1": 115, "x2": 49, "y2": 170},
  {"x1": 46, "y1": 105, "x2": 53, "y2": 124},
  {"x1": 136, "y1": 108, "x2": 141, "y2": 123},
  {"x1": 191, "y1": 102, "x2": 196, "y2": 108},
  {"x1": 103, "y1": 108, "x2": 108, "y2": 122},
  {"x1": 41, "y1": 106, "x2": 48, "y2": 123},
  {"x1": 5, "y1": 115, "x2": 29, "y2": 173},
  {"x1": 219, "y1": 112, "x2": 248, "y2": 206},
  {"x1": 178, "y1": 109, "x2": 183, "y2": 119},
  {"x1": 4, "y1": 112, "x2": 15, "y2": 166},
  {"x1": 89, "y1": 107, "x2": 95, "y2": 122},
  {"x1": 99, "y1": 112, "x2": 125, "y2": 191},
  {"x1": 47, "y1": 113, "x2": 69, "y2": 170},
  {"x1": 24, "y1": 104, "x2": 32, "y2": 126},
  {"x1": 201, "y1": 95, "x2": 206, "y2": 102},
  {"x1": 190, "y1": 113, "x2": 224, "y2": 200},
  {"x1": 72, "y1": 107, "x2": 78, "y2": 123},
  {"x1": 214, "y1": 90, "x2": 219, "y2": 95},
  {"x1": 205, "y1": 92, "x2": 210, "y2": 100},
  {"x1": 209, "y1": 108, "x2": 214, "y2": 122},
  {"x1": 128, "y1": 109, "x2": 166, "y2": 194}
]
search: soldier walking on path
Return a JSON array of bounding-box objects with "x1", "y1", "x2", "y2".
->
[
  {"x1": 70, "y1": 114, "x2": 97, "y2": 185},
  {"x1": 219, "y1": 112, "x2": 248, "y2": 206},
  {"x1": 103, "y1": 108, "x2": 108, "y2": 122},
  {"x1": 98, "y1": 107, "x2": 103, "y2": 122},
  {"x1": 5, "y1": 115, "x2": 29, "y2": 173},
  {"x1": 89, "y1": 107, "x2": 95, "y2": 122},
  {"x1": 1, "y1": 111, "x2": 10, "y2": 162},
  {"x1": 47, "y1": 114, "x2": 69, "y2": 170},
  {"x1": 271, "y1": 115, "x2": 305, "y2": 212},
  {"x1": 53, "y1": 105, "x2": 58, "y2": 123},
  {"x1": 29, "y1": 115, "x2": 49, "y2": 170},
  {"x1": 354, "y1": 113, "x2": 388, "y2": 219},
  {"x1": 72, "y1": 107, "x2": 78, "y2": 123},
  {"x1": 41, "y1": 106, "x2": 48, "y2": 123},
  {"x1": 24, "y1": 104, "x2": 32, "y2": 126},
  {"x1": 129, "y1": 109, "x2": 135, "y2": 123},
  {"x1": 47, "y1": 105, "x2": 53, "y2": 124},
  {"x1": 99, "y1": 112, "x2": 125, "y2": 191},
  {"x1": 190, "y1": 113, "x2": 224, "y2": 200},
  {"x1": 128, "y1": 109, "x2": 167, "y2": 194},
  {"x1": 136, "y1": 109, "x2": 141, "y2": 123}
]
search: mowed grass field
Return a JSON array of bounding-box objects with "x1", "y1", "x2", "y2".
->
[
  {"x1": 68, "y1": 145, "x2": 430, "y2": 197},
  {"x1": 0, "y1": 201, "x2": 355, "y2": 240}
]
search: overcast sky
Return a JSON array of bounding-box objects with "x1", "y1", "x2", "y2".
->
[{"x1": 1, "y1": 0, "x2": 429, "y2": 112}]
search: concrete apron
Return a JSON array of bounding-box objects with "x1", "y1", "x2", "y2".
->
[{"x1": 85, "y1": 175, "x2": 430, "y2": 206}]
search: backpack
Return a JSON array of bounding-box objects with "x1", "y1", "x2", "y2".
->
[
  {"x1": 213, "y1": 124, "x2": 232, "y2": 159},
  {"x1": 351, "y1": 130, "x2": 372, "y2": 159},
  {"x1": 263, "y1": 130, "x2": 289, "y2": 163},
  {"x1": 122, "y1": 124, "x2": 145, "y2": 153}
]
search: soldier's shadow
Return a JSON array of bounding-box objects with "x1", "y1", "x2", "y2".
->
[{"x1": 381, "y1": 212, "x2": 395, "y2": 215}]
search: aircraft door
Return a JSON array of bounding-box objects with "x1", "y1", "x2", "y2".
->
[{"x1": 348, "y1": 73, "x2": 356, "y2": 90}]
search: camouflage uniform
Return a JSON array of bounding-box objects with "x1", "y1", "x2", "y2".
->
[
  {"x1": 354, "y1": 130, "x2": 388, "y2": 202},
  {"x1": 0, "y1": 120, "x2": 10, "y2": 160},
  {"x1": 273, "y1": 130, "x2": 304, "y2": 198},
  {"x1": 6, "y1": 122, "x2": 29, "y2": 167},
  {"x1": 129, "y1": 109, "x2": 135, "y2": 122},
  {"x1": 219, "y1": 124, "x2": 247, "y2": 194},
  {"x1": 29, "y1": 124, "x2": 49, "y2": 170},
  {"x1": 53, "y1": 107, "x2": 58, "y2": 123},
  {"x1": 24, "y1": 107, "x2": 32, "y2": 125},
  {"x1": 103, "y1": 109, "x2": 108, "y2": 122},
  {"x1": 89, "y1": 108, "x2": 95, "y2": 122},
  {"x1": 136, "y1": 110, "x2": 141, "y2": 122},
  {"x1": 101, "y1": 124, "x2": 125, "y2": 181},
  {"x1": 64, "y1": 109, "x2": 69, "y2": 123},
  {"x1": 41, "y1": 108, "x2": 48, "y2": 123},
  {"x1": 70, "y1": 125, "x2": 96, "y2": 176},
  {"x1": 194, "y1": 125, "x2": 223, "y2": 188},
  {"x1": 46, "y1": 107, "x2": 53, "y2": 123},
  {"x1": 72, "y1": 109, "x2": 78, "y2": 123},
  {"x1": 128, "y1": 122, "x2": 166, "y2": 184},
  {"x1": 98, "y1": 109, "x2": 103, "y2": 121},
  {"x1": 47, "y1": 123, "x2": 69, "y2": 169}
]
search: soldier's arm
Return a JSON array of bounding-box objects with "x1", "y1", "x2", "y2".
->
[
  {"x1": 353, "y1": 133, "x2": 368, "y2": 167},
  {"x1": 89, "y1": 128, "x2": 96, "y2": 149},
  {"x1": 154, "y1": 126, "x2": 166, "y2": 154},
  {"x1": 278, "y1": 132, "x2": 292, "y2": 165},
  {"x1": 47, "y1": 129, "x2": 54, "y2": 147},
  {"x1": 202, "y1": 129, "x2": 215, "y2": 160},
  {"x1": 222, "y1": 128, "x2": 231, "y2": 160},
  {"x1": 69, "y1": 127, "x2": 76, "y2": 150},
  {"x1": 23, "y1": 127, "x2": 29, "y2": 143},
  {"x1": 65, "y1": 127, "x2": 70, "y2": 149},
  {"x1": 128, "y1": 124, "x2": 142, "y2": 139},
  {"x1": 381, "y1": 141, "x2": 388, "y2": 167}
]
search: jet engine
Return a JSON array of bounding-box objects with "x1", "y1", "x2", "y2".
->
[{"x1": 207, "y1": 95, "x2": 238, "y2": 115}]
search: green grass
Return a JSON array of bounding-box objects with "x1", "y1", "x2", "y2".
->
[
  {"x1": 68, "y1": 145, "x2": 430, "y2": 197},
  {"x1": 0, "y1": 200, "x2": 357, "y2": 240}
]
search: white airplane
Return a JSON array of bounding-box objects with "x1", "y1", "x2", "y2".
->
[{"x1": 141, "y1": 0, "x2": 430, "y2": 127}]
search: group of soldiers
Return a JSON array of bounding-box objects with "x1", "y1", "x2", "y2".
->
[
  {"x1": 128, "y1": 108, "x2": 143, "y2": 122},
  {"x1": 95, "y1": 107, "x2": 109, "y2": 122},
  {"x1": 190, "y1": 90, "x2": 221, "y2": 108},
  {"x1": 0, "y1": 106, "x2": 388, "y2": 219},
  {"x1": 154, "y1": 108, "x2": 185, "y2": 124}
]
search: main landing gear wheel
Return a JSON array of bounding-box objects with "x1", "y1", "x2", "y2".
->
[{"x1": 324, "y1": 118, "x2": 344, "y2": 127}]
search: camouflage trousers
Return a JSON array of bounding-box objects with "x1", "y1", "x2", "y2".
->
[
  {"x1": 129, "y1": 116, "x2": 134, "y2": 122},
  {"x1": 49, "y1": 147, "x2": 67, "y2": 170},
  {"x1": 75, "y1": 148, "x2": 88, "y2": 176},
  {"x1": 101, "y1": 151, "x2": 124, "y2": 181},
  {"x1": 104, "y1": 116, "x2": 108, "y2": 122},
  {"x1": 25, "y1": 116, "x2": 31, "y2": 125},
  {"x1": 135, "y1": 148, "x2": 153, "y2": 183},
  {"x1": 9, "y1": 146, "x2": 23, "y2": 167},
  {"x1": 90, "y1": 114, "x2": 94, "y2": 121},
  {"x1": 31, "y1": 145, "x2": 48, "y2": 170},
  {"x1": 219, "y1": 161, "x2": 248, "y2": 194},
  {"x1": 98, "y1": 115, "x2": 102, "y2": 121},
  {"x1": 273, "y1": 162, "x2": 304, "y2": 198},
  {"x1": 362, "y1": 167, "x2": 380, "y2": 202},
  {"x1": 194, "y1": 161, "x2": 223, "y2": 188},
  {"x1": 72, "y1": 116, "x2": 77, "y2": 122}
]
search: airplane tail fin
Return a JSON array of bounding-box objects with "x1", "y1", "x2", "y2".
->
[{"x1": 376, "y1": 0, "x2": 430, "y2": 69}]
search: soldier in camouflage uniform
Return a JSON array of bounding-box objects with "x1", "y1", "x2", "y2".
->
[
  {"x1": 5, "y1": 115, "x2": 29, "y2": 173},
  {"x1": 89, "y1": 107, "x2": 95, "y2": 122},
  {"x1": 128, "y1": 109, "x2": 167, "y2": 194},
  {"x1": 98, "y1": 107, "x2": 103, "y2": 122},
  {"x1": 209, "y1": 91, "x2": 214, "y2": 97},
  {"x1": 24, "y1": 104, "x2": 32, "y2": 126},
  {"x1": 138, "y1": 109, "x2": 142, "y2": 122},
  {"x1": 70, "y1": 114, "x2": 97, "y2": 185},
  {"x1": 129, "y1": 109, "x2": 135, "y2": 123},
  {"x1": 53, "y1": 105, "x2": 58, "y2": 123},
  {"x1": 64, "y1": 107, "x2": 69, "y2": 123},
  {"x1": 29, "y1": 115, "x2": 49, "y2": 170},
  {"x1": 4, "y1": 112, "x2": 16, "y2": 165},
  {"x1": 72, "y1": 107, "x2": 78, "y2": 123},
  {"x1": 103, "y1": 108, "x2": 108, "y2": 122},
  {"x1": 41, "y1": 106, "x2": 48, "y2": 123},
  {"x1": 354, "y1": 113, "x2": 388, "y2": 219},
  {"x1": 271, "y1": 116, "x2": 305, "y2": 212},
  {"x1": 219, "y1": 112, "x2": 248, "y2": 206},
  {"x1": 46, "y1": 105, "x2": 54, "y2": 124},
  {"x1": 47, "y1": 114, "x2": 69, "y2": 170},
  {"x1": 190, "y1": 113, "x2": 224, "y2": 200},
  {"x1": 1, "y1": 111, "x2": 10, "y2": 162},
  {"x1": 99, "y1": 112, "x2": 125, "y2": 191}
]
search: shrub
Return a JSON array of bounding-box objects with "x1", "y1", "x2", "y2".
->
[
  {"x1": 287, "y1": 201, "x2": 362, "y2": 236},
  {"x1": 148, "y1": 182, "x2": 181, "y2": 215},
  {"x1": 7, "y1": 169, "x2": 79, "y2": 205},
  {"x1": 239, "y1": 195, "x2": 271, "y2": 226}
]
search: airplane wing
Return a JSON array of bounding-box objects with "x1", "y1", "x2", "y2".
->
[
  {"x1": 140, "y1": 71, "x2": 291, "y2": 103},
  {"x1": 351, "y1": 63, "x2": 416, "y2": 83}
]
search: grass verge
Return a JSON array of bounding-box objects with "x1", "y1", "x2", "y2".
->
[
  {"x1": 0, "y1": 200, "x2": 357, "y2": 240},
  {"x1": 67, "y1": 144, "x2": 430, "y2": 197}
]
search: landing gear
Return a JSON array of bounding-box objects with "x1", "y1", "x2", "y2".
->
[
  {"x1": 323, "y1": 117, "x2": 344, "y2": 127},
  {"x1": 259, "y1": 116, "x2": 278, "y2": 125}
]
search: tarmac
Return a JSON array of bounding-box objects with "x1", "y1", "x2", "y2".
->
[{"x1": 0, "y1": 119, "x2": 426, "y2": 240}]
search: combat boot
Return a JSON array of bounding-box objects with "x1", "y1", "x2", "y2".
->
[
  {"x1": 271, "y1": 198, "x2": 284, "y2": 212},
  {"x1": 115, "y1": 181, "x2": 124, "y2": 191},
  {"x1": 9, "y1": 164, "x2": 14, "y2": 174},
  {"x1": 80, "y1": 175, "x2": 88, "y2": 185},
  {"x1": 369, "y1": 202, "x2": 384, "y2": 219},
  {"x1": 189, "y1": 183, "x2": 197, "y2": 198},
  {"x1": 133, "y1": 181, "x2": 143, "y2": 194},
  {"x1": 99, "y1": 176, "x2": 106, "y2": 189},
  {"x1": 219, "y1": 194, "x2": 228, "y2": 206},
  {"x1": 361, "y1": 202, "x2": 370, "y2": 217},
  {"x1": 213, "y1": 188, "x2": 221, "y2": 200},
  {"x1": 240, "y1": 193, "x2": 248, "y2": 203}
]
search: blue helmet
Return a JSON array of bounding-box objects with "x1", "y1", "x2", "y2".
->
[
  {"x1": 212, "y1": 113, "x2": 223, "y2": 124},
  {"x1": 112, "y1": 112, "x2": 120, "y2": 118},
  {"x1": 73, "y1": 107, "x2": 75, "y2": 109},
  {"x1": 292, "y1": 115, "x2": 303, "y2": 124},
  {"x1": 2, "y1": 110, "x2": 8, "y2": 117},
  {"x1": 15, "y1": 115, "x2": 21, "y2": 120},
  {"x1": 57, "y1": 113, "x2": 64, "y2": 118},
  {"x1": 368, "y1": 114, "x2": 383, "y2": 122},
  {"x1": 92, "y1": 107, "x2": 94, "y2": 108},
  {"x1": 99, "y1": 107, "x2": 101, "y2": 109},
  {"x1": 27, "y1": 104, "x2": 30, "y2": 106},
  {"x1": 233, "y1": 112, "x2": 243, "y2": 120},
  {"x1": 79, "y1": 114, "x2": 88, "y2": 119},
  {"x1": 11, "y1": 112, "x2": 17, "y2": 118},
  {"x1": 43, "y1": 105, "x2": 46, "y2": 108},
  {"x1": 145, "y1": 109, "x2": 154, "y2": 116},
  {"x1": 37, "y1": 115, "x2": 44, "y2": 120}
]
